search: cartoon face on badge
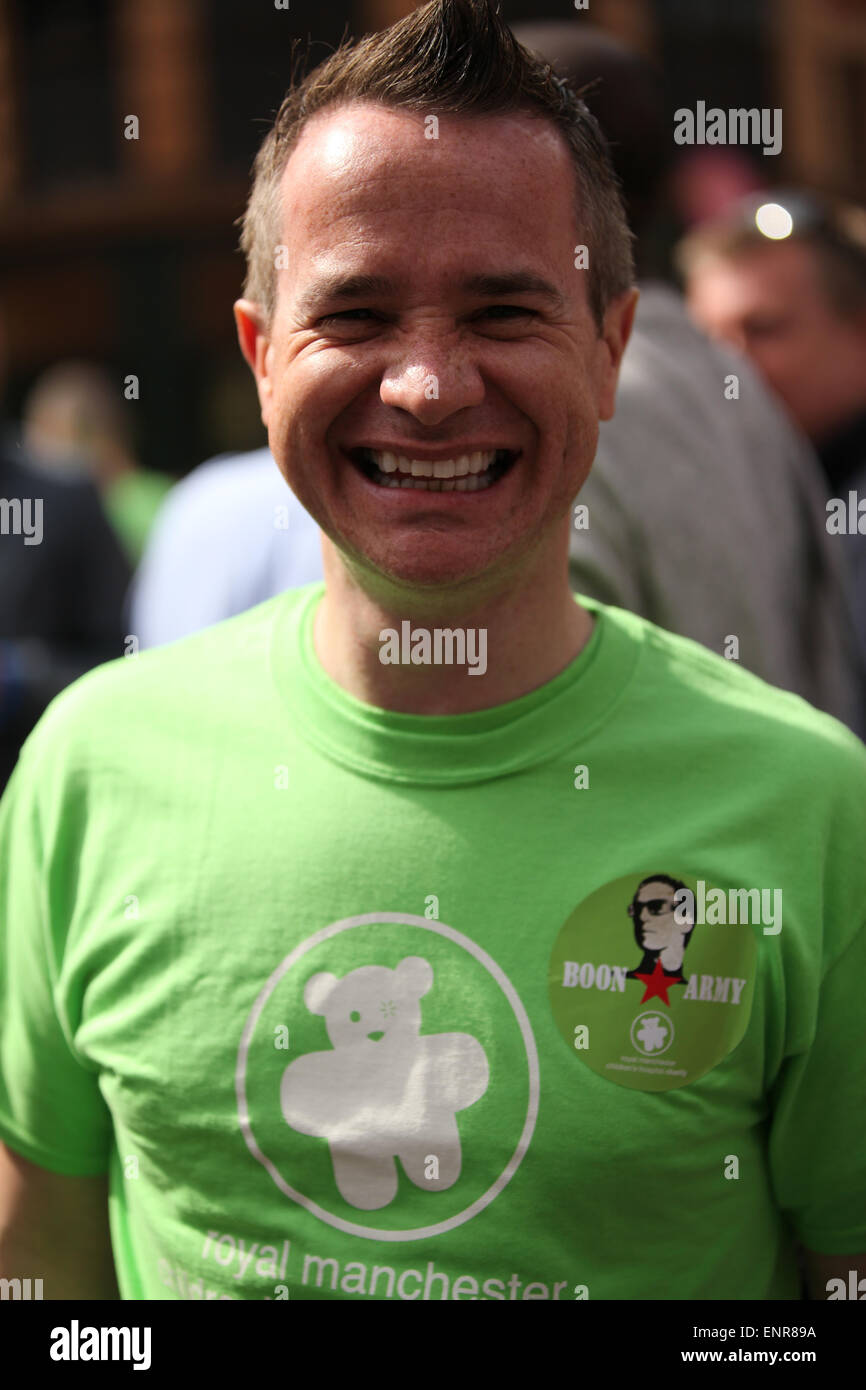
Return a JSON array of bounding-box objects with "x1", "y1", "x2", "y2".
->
[{"x1": 626, "y1": 874, "x2": 695, "y2": 983}]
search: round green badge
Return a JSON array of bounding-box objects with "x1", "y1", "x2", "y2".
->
[{"x1": 549, "y1": 871, "x2": 759, "y2": 1091}]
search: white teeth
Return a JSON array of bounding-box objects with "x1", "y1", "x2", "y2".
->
[
  {"x1": 359, "y1": 447, "x2": 512, "y2": 492},
  {"x1": 367, "y1": 449, "x2": 497, "y2": 478}
]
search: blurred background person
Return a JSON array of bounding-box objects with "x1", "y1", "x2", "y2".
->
[
  {"x1": 129, "y1": 446, "x2": 323, "y2": 649},
  {"x1": 678, "y1": 194, "x2": 866, "y2": 497},
  {"x1": 22, "y1": 361, "x2": 173, "y2": 564},
  {"x1": 679, "y1": 193, "x2": 866, "y2": 680},
  {"x1": 0, "y1": 322, "x2": 131, "y2": 791},
  {"x1": 512, "y1": 21, "x2": 864, "y2": 736}
]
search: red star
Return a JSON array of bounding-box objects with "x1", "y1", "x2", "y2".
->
[{"x1": 632, "y1": 959, "x2": 682, "y2": 1006}]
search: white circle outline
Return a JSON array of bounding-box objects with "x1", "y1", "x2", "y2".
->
[
  {"x1": 235, "y1": 912, "x2": 539, "y2": 1241},
  {"x1": 630, "y1": 1008, "x2": 676, "y2": 1057}
]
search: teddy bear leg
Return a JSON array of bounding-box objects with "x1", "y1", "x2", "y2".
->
[
  {"x1": 329, "y1": 1144, "x2": 399, "y2": 1211},
  {"x1": 399, "y1": 1119, "x2": 462, "y2": 1192}
]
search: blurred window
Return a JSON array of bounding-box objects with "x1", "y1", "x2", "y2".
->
[
  {"x1": 12, "y1": 0, "x2": 117, "y2": 190},
  {"x1": 653, "y1": 0, "x2": 771, "y2": 135},
  {"x1": 207, "y1": 0, "x2": 361, "y2": 173}
]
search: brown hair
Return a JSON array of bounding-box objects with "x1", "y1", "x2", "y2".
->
[{"x1": 237, "y1": 0, "x2": 634, "y2": 331}]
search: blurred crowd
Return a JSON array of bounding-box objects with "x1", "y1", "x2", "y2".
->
[{"x1": 2, "y1": 20, "x2": 866, "y2": 790}]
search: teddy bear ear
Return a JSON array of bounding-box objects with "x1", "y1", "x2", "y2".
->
[
  {"x1": 304, "y1": 971, "x2": 339, "y2": 1015},
  {"x1": 396, "y1": 956, "x2": 433, "y2": 998}
]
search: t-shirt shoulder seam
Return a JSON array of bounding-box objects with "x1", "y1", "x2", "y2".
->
[{"x1": 609, "y1": 605, "x2": 861, "y2": 740}]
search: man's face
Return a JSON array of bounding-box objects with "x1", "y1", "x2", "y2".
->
[
  {"x1": 236, "y1": 102, "x2": 634, "y2": 595},
  {"x1": 632, "y1": 881, "x2": 685, "y2": 953},
  {"x1": 686, "y1": 241, "x2": 866, "y2": 443}
]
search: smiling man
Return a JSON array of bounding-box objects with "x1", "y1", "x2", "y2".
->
[
  {"x1": 232, "y1": 55, "x2": 634, "y2": 713},
  {"x1": 1, "y1": 0, "x2": 865, "y2": 1306}
]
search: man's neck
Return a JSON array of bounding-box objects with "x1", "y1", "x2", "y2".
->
[{"x1": 312, "y1": 539, "x2": 593, "y2": 716}]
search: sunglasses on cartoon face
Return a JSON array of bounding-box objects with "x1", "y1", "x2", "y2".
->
[{"x1": 629, "y1": 896, "x2": 675, "y2": 919}]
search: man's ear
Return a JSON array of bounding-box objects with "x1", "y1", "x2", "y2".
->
[
  {"x1": 234, "y1": 299, "x2": 274, "y2": 427},
  {"x1": 596, "y1": 286, "x2": 639, "y2": 422}
]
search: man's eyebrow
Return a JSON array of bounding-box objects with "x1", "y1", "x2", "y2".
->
[
  {"x1": 297, "y1": 274, "x2": 396, "y2": 316},
  {"x1": 296, "y1": 270, "x2": 566, "y2": 315},
  {"x1": 461, "y1": 272, "x2": 565, "y2": 310}
]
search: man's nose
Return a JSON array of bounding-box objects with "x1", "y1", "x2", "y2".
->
[{"x1": 378, "y1": 338, "x2": 485, "y2": 425}]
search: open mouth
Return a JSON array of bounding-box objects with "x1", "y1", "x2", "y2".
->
[{"x1": 349, "y1": 447, "x2": 520, "y2": 492}]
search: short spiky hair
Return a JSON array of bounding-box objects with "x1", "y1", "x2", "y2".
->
[{"x1": 238, "y1": 0, "x2": 634, "y2": 331}]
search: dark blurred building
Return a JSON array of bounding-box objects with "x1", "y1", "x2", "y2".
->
[{"x1": 0, "y1": 0, "x2": 363, "y2": 475}]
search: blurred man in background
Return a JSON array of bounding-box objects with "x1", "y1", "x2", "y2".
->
[
  {"x1": 22, "y1": 361, "x2": 173, "y2": 565},
  {"x1": 679, "y1": 195, "x2": 866, "y2": 492},
  {"x1": 0, "y1": 324, "x2": 132, "y2": 791},
  {"x1": 513, "y1": 23, "x2": 863, "y2": 736},
  {"x1": 679, "y1": 195, "x2": 866, "y2": 681}
]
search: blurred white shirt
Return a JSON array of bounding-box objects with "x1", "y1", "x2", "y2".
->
[{"x1": 129, "y1": 449, "x2": 324, "y2": 649}]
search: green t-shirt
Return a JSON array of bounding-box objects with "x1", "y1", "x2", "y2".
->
[{"x1": 1, "y1": 583, "x2": 864, "y2": 1301}]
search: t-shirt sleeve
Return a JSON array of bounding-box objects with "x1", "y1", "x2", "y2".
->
[
  {"x1": 768, "y1": 917, "x2": 866, "y2": 1254},
  {"x1": 0, "y1": 734, "x2": 112, "y2": 1175}
]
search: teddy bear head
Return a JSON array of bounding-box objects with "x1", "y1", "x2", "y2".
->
[{"x1": 304, "y1": 955, "x2": 433, "y2": 1048}]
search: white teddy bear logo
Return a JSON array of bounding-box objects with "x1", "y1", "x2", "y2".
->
[{"x1": 280, "y1": 955, "x2": 489, "y2": 1211}]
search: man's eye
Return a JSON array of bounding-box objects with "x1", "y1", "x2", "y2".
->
[
  {"x1": 317, "y1": 306, "x2": 534, "y2": 326},
  {"x1": 318, "y1": 309, "x2": 379, "y2": 325},
  {"x1": 477, "y1": 305, "x2": 535, "y2": 320}
]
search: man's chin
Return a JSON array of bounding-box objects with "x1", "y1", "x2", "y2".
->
[{"x1": 335, "y1": 539, "x2": 505, "y2": 597}]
